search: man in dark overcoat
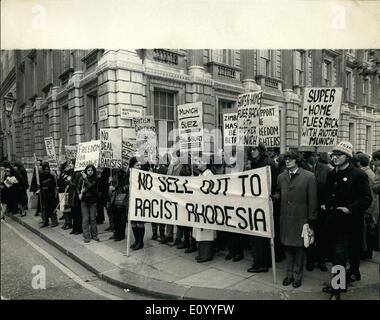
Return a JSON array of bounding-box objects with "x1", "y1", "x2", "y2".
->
[
  {"x1": 276, "y1": 150, "x2": 318, "y2": 288},
  {"x1": 322, "y1": 141, "x2": 372, "y2": 300}
]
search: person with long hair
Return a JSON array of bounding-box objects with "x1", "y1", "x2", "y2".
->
[
  {"x1": 78, "y1": 164, "x2": 99, "y2": 243},
  {"x1": 129, "y1": 156, "x2": 146, "y2": 250}
]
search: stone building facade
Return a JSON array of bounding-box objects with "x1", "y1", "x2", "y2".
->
[{"x1": 1, "y1": 49, "x2": 379, "y2": 168}]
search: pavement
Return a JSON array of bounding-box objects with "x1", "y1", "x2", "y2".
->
[{"x1": 7, "y1": 210, "x2": 380, "y2": 300}]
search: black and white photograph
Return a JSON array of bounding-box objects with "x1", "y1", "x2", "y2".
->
[{"x1": 1, "y1": 0, "x2": 379, "y2": 311}]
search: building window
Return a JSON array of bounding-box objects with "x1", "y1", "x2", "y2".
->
[
  {"x1": 61, "y1": 105, "x2": 69, "y2": 146},
  {"x1": 85, "y1": 94, "x2": 98, "y2": 141},
  {"x1": 363, "y1": 78, "x2": 370, "y2": 105},
  {"x1": 211, "y1": 50, "x2": 234, "y2": 66},
  {"x1": 348, "y1": 123, "x2": 355, "y2": 145},
  {"x1": 295, "y1": 50, "x2": 305, "y2": 86},
  {"x1": 259, "y1": 50, "x2": 271, "y2": 76},
  {"x1": 323, "y1": 60, "x2": 332, "y2": 86},
  {"x1": 366, "y1": 126, "x2": 372, "y2": 154},
  {"x1": 345, "y1": 70, "x2": 352, "y2": 101},
  {"x1": 154, "y1": 90, "x2": 175, "y2": 149},
  {"x1": 43, "y1": 112, "x2": 49, "y2": 138}
]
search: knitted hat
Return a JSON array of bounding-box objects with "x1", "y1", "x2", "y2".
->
[{"x1": 333, "y1": 141, "x2": 353, "y2": 158}]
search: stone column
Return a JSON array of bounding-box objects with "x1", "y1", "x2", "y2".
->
[
  {"x1": 240, "y1": 50, "x2": 261, "y2": 93},
  {"x1": 283, "y1": 89, "x2": 302, "y2": 150},
  {"x1": 186, "y1": 50, "x2": 216, "y2": 155},
  {"x1": 34, "y1": 97, "x2": 45, "y2": 158},
  {"x1": 97, "y1": 50, "x2": 145, "y2": 139}
]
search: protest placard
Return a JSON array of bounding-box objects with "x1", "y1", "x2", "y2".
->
[
  {"x1": 301, "y1": 87, "x2": 342, "y2": 147},
  {"x1": 177, "y1": 102, "x2": 203, "y2": 152},
  {"x1": 120, "y1": 106, "x2": 143, "y2": 119},
  {"x1": 258, "y1": 105, "x2": 280, "y2": 147},
  {"x1": 134, "y1": 116, "x2": 157, "y2": 160},
  {"x1": 223, "y1": 112, "x2": 237, "y2": 147},
  {"x1": 122, "y1": 139, "x2": 136, "y2": 169},
  {"x1": 237, "y1": 91, "x2": 262, "y2": 146},
  {"x1": 64, "y1": 145, "x2": 78, "y2": 161},
  {"x1": 128, "y1": 166, "x2": 274, "y2": 238},
  {"x1": 74, "y1": 140, "x2": 101, "y2": 171},
  {"x1": 100, "y1": 128, "x2": 123, "y2": 169},
  {"x1": 44, "y1": 137, "x2": 58, "y2": 171}
]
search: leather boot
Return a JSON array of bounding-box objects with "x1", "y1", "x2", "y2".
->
[
  {"x1": 130, "y1": 227, "x2": 139, "y2": 249},
  {"x1": 134, "y1": 227, "x2": 145, "y2": 250}
]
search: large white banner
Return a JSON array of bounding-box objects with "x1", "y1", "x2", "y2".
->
[
  {"x1": 237, "y1": 91, "x2": 262, "y2": 147},
  {"x1": 100, "y1": 128, "x2": 123, "y2": 169},
  {"x1": 301, "y1": 87, "x2": 342, "y2": 147},
  {"x1": 223, "y1": 112, "x2": 237, "y2": 146},
  {"x1": 129, "y1": 167, "x2": 274, "y2": 238},
  {"x1": 258, "y1": 105, "x2": 280, "y2": 147},
  {"x1": 177, "y1": 102, "x2": 203, "y2": 152},
  {"x1": 74, "y1": 140, "x2": 101, "y2": 171},
  {"x1": 44, "y1": 137, "x2": 58, "y2": 170}
]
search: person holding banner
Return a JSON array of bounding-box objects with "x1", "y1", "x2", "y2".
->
[
  {"x1": 58, "y1": 161, "x2": 74, "y2": 230},
  {"x1": 248, "y1": 143, "x2": 278, "y2": 273},
  {"x1": 39, "y1": 162, "x2": 59, "y2": 228},
  {"x1": 322, "y1": 142, "x2": 372, "y2": 300},
  {"x1": 66, "y1": 159, "x2": 83, "y2": 235},
  {"x1": 30, "y1": 159, "x2": 43, "y2": 217},
  {"x1": 276, "y1": 151, "x2": 318, "y2": 288},
  {"x1": 108, "y1": 168, "x2": 129, "y2": 241},
  {"x1": 192, "y1": 155, "x2": 216, "y2": 263},
  {"x1": 129, "y1": 156, "x2": 146, "y2": 250},
  {"x1": 78, "y1": 164, "x2": 100, "y2": 243},
  {"x1": 160, "y1": 150, "x2": 183, "y2": 245},
  {"x1": 224, "y1": 153, "x2": 247, "y2": 262}
]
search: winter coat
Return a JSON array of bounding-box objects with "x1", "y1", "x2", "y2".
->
[
  {"x1": 250, "y1": 153, "x2": 278, "y2": 194},
  {"x1": 109, "y1": 170, "x2": 129, "y2": 208},
  {"x1": 323, "y1": 163, "x2": 372, "y2": 235},
  {"x1": 305, "y1": 161, "x2": 331, "y2": 205},
  {"x1": 277, "y1": 167, "x2": 318, "y2": 247},
  {"x1": 193, "y1": 168, "x2": 217, "y2": 242},
  {"x1": 77, "y1": 175, "x2": 99, "y2": 204},
  {"x1": 40, "y1": 172, "x2": 59, "y2": 209},
  {"x1": 361, "y1": 167, "x2": 379, "y2": 223}
]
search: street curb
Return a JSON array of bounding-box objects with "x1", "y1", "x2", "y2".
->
[
  {"x1": 8, "y1": 214, "x2": 280, "y2": 300},
  {"x1": 7, "y1": 214, "x2": 380, "y2": 300},
  {"x1": 7, "y1": 214, "x2": 183, "y2": 300}
]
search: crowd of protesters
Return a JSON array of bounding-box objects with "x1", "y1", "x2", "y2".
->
[{"x1": 1, "y1": 140, "x2": 380, "y2": 300}]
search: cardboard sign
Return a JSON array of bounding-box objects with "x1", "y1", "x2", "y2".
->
[
  {"x1": 120, "y1": 106, "x2": 143, "y2": 119},
  {"x1": 122, "y1": 139, "x2": 136, "y2": 169},
  {"x1": 177, "y1": 102, "x2": 203, "y2": 152},
  {"x1": 100, "y1": 128, "x2": 123, "y2": 169},
  {"x1": 44, "y1": 137, "x2": 58, "y2": 170},
  {"x1": 258, "y1": 105, "x2": 280, "y2": 147},
  {"x1": 64, "y1": 145, "x2": 78, "y2": 161},
  {"x1": 99, "y1": 107, "x2": 108, "y2": 121},
  {"x1": 223, "y1": 112, "x2": 238, "y2": 146},
  {"x1": 237, "y1": 91, "x2": 262, "y2": 146},
  {"x1": 129, "y1": 167, "x2": 274, "y2": 238},
  {"x1": 301, "y1": 87, "x2": 342, "y2": 146},
  {"x1": 74, "y1": 140, "x2": 101, "y2": 171},
  {"x1": 134, "y1": 116, "x2": 157, "y2": 160}
]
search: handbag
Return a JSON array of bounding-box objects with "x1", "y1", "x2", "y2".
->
[
  {"x1": 114, "y1": 192, "x2": 127, "y2": 207},
  {"x1": 29, "y1": 193, "x2": 39, "y2": 210}
]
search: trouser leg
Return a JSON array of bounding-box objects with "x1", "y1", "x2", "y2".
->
[
  {"x1": 89, "y1": 203, "x2": 98, "y2": 238},
  {"x1": 251, "y1": 236, "x2": 270, "y2": 268},
  {"x1": 285, "y1": 246, "x2": 295, "y2": 279},
  {"x1": 293, "y1": 247, "x2": 305, "y2": 282},
  {"x1": 81, "y1": 202, "x2": 90, "y2": 240},
  {"x1": 349, "y1": 218, "x2": 363, "y2": 275}
]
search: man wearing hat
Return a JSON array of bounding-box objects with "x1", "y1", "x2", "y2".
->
[{"x1": 322, "y1": 141, "x2": 372, "y2": 300}]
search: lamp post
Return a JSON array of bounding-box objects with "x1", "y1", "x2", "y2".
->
[{"x1": 3, "y1": 92, "x2": 16, "y2": 161}]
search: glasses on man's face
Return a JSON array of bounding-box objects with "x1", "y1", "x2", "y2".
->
[
  {"x1": 284, "y1": 157, "x2": 296, "y2": 161},
  {"x1": 332, "y1": 153, "x2": 344, "y2": 158}
]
